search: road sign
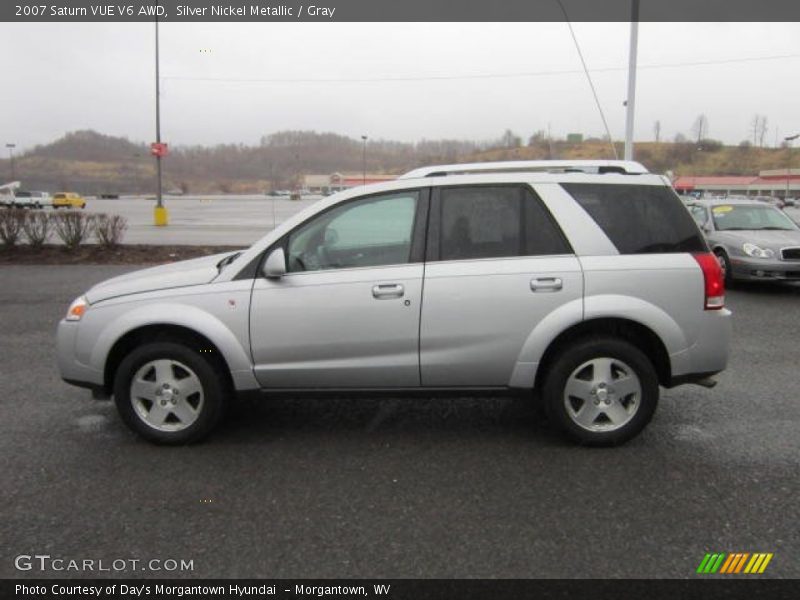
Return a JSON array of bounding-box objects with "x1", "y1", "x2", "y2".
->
[{"x1": 150, "y1": 142, "x2": 169, "y2": 157}]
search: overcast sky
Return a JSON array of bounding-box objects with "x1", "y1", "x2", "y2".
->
[{"x1": 3, "y1": 22, "x2": 799, "y2": 151}]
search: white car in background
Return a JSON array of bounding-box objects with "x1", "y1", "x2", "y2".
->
[{"x1": 11, "y1": 190, "x2": 52, "y2": 208}]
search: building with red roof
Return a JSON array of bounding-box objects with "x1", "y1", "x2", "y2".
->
[
  {"x1": 303, "y1": 172, "x2": 395, "y2": 194},
  {"x1": 673, "y1": 170, "x2": 800, "y2": 197}
]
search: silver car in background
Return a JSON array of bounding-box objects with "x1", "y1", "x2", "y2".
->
[
  {"x1": 687, "y1": 198, "x2": 800, "y2": 283},
  {"x1": 58, "y1": 160, "x2": 732, "y2": 446}
]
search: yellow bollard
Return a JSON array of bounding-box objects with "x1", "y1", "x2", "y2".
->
[{"x1": 154, "y1": 206, "x2": 169, "y2": 226}]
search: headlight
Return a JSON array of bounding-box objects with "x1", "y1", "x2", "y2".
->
[
  {"x1": 65, "y1": 295, "x2": 88, "y2": 321},
  {"x1": 742, "y1": 243, "x2": 774, "y2": 259}
]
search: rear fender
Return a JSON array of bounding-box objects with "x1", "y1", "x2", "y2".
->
[{"x1": 511, "y1": 295, "x2": 688, "y2": 388}]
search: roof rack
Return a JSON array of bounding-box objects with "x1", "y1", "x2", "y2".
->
[{"x1": 398, "y1": 160, "x2": 649, "y2": 179}]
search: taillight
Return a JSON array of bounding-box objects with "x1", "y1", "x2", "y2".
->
[{"x1": 693, "y1": 253, "x2": 725, "y2": 310}]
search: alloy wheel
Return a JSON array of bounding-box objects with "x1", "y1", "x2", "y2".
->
[
  {"x1": 563, "y1": 357, "x2": 642, "y2": 432},
  {"x1": 130, "y1": 359, "x2": 204, "y2": 432}
]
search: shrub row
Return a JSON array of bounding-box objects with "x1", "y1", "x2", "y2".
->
[{"x1": 0, "y1": 210, "x2": 128, "y2": 250}]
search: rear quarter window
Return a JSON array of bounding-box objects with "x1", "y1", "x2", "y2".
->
[{"x1": 561, "y1": 183, "x2": 707, "y2": 254}]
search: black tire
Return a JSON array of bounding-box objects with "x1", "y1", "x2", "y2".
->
[
  {"x1": 542, "y1": 337, "x2": 659, "y2": 446},
  {"x1": 113, "y1": 341, "x2": 227, "y2": 444},
  {"x1": 714, "y1": 249, "x2": 733, "y2": 286}
]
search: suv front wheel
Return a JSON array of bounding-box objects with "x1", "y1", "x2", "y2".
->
[
  {"x1": 113, "y1": 342, "x2": 226, "y2": 444},
  {"x1": 543, "y1": 337, "x2": 659, "y2": 446}
]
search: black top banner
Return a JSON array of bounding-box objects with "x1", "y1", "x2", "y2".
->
[{"x1": 4, "y1": 0, "x2": 800, "y2": 22}]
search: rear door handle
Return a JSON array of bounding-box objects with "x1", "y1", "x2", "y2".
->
[
  {"x1": 372, "y1": 283, "x2": 405, "y2": 299},
  {"x1": 530, "y1": 277, "x2": 563, "y2": 292}
]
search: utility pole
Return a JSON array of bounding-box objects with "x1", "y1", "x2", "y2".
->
[
  {"x1": 624, "y1": 0, "x2": 639, "y2": 160},
  {"x1": 153, "y1": 15, "x2": 168, "y2": 225},
  {"x1": 784, "y1": 134, "x2": 798, "y2": 201},
  {"x1": 5, "y1": 144, "x2": 16, "y2": 181},
  {"x1": 361, "y1": 135, "x2": 368, "y2": 186}
]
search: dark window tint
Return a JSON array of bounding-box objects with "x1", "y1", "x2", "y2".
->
[
  {"x1": 439, "y1": 186, "x2": 570, "y2": 261},
  {"x1": 561, "y1": 183, "x2": 707, "y2": 254}
]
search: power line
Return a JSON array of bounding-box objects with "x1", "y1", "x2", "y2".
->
[
  {"x1": 555, "y1": 0, "x2": 617, "y2": 159},
  {"x1": 162, "y1": 53, "x2": 800, "y2": 85}
]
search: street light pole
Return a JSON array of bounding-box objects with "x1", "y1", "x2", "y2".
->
[
  {"x1": 784, "y1": 134, "x2": 798, "y2": 201},
  {"x1": 153, "y1": 15, "x2": 168, "y2": 225},
  {"x1": 361, "y1": 135, "x2": 368, "y2": 186},
  {"x1": 5, "y1": 143, "x2": 16, "y2": 181},
  {"x1": 624, "y1": 0, "x2": 640, "y2": 161}
]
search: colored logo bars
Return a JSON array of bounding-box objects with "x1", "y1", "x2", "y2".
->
[{"x1": 697, "y1": 552, "x2": 773, "y2": 574}]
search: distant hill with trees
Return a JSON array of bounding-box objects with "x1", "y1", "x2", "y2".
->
[{"x1": 2, "y1": 129, "x2": 795, "y2": 194}]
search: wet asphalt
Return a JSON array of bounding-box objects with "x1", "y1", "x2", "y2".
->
[{"x1": 0, "y1": 265, "x2": 798, "y2": 579}]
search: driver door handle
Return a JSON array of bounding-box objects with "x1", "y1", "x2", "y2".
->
[
  {"x1": 372, "y1": 283, "x2": 405, "y2": 299},
  {"x1": 530, "y1": 277, "x2": 563, "y2": 292}
]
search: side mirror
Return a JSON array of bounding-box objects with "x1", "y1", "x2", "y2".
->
[{"x1": 262, "y1": 247, "x2": 287, "y2": 278}]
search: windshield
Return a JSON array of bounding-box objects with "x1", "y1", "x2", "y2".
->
[{"x1": 711, "y1": 204, "x2": 798, "y2": 231}]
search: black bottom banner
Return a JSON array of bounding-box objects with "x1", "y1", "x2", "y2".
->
[{"x1": 3, "y1": 579, "x2": 798, "y2": 600}]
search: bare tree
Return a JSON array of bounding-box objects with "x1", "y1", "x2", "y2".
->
[
  {"x1": 750, "y1": 115, "x2": 769, "y2": 147},
  {"x1": 691, "y1": 115, "x2": 708, "y2": 143},
  {"x1": 528, "y1": 130, "x2": 546, "y2": 146},
  {"x1": 499, "y1": 129, "x2": 522, "y2": 148},
  {"x1": 654, "y1": 120, "x2": 661, "y2": 143},
  {"x1": 758, "y1": 116, "x2": 769, "y2": 147}
]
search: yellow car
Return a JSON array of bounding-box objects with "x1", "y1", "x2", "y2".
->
[{"x1": 52, "y1": 192, "x2": 86, "y2": 209}]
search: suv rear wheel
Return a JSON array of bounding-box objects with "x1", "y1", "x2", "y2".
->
[
  {"x1": 113, "y1": 342, "x2": 226, "y2": 444},
  {"x1": 543, "y1": 337, "x2": 659, "y2": 446}
]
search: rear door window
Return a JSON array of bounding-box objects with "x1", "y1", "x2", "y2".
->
[
  {"x1": 561, "y1": 183, "x2": 707, "y2": 254},
  {"x1": 435, "y1": 186, "x2": 571, "y2": 261}
]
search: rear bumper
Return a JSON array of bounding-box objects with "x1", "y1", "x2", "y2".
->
[{"x1": 669, "y1": 308, "x2": 732, "y2": 383}]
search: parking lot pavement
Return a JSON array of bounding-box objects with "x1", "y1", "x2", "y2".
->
[
  {"x1": 58, "y1": 198, "x2": 800, "y2": 248},
  {"x1": 79, "y1": 195, "x2": 320, "y2": 246},
  {"x1": 0, "y1": 265, "x2": 798, "y2": 579}
]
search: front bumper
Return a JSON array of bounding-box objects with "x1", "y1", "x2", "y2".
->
[
  {"x1": 57, "y1": 320, "x2": 104, "y2": 389},
  {"x1": 730, "y1": 256, "x2": 800, "y2": 281}
]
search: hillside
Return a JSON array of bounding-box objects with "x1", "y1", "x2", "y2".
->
[
  {"x1": 1, "y1": 130, "x2": 794, "y2": 194},
  {"x1": 469, "y1": 139, "x2": 791, "y2": 177}
]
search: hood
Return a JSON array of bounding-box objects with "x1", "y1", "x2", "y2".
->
[
  {"x1": 85, "y1": 251, "x2": 236, "y2": 304},
  {"x1": 716, "y1": 229, "x2": 800, "y2": 250}
]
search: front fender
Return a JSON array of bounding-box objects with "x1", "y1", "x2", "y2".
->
[{"x1": 84, "y1": 302, "x2": 259, "y2": 391}]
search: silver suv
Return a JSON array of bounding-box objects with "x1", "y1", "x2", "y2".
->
[{"x1": 58, "y1": 160, "x2": 732, "y2": 446}]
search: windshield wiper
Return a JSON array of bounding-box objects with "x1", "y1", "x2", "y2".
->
[{"x1": 217, "y1": 252, "x2": 242, "y2": 271}]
